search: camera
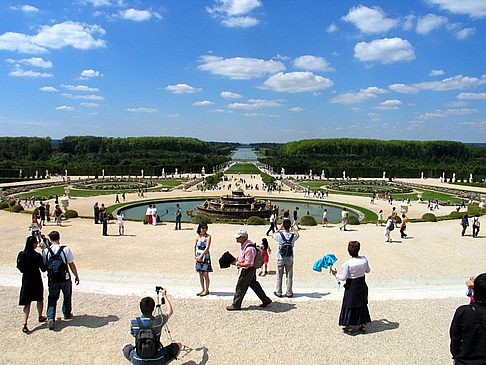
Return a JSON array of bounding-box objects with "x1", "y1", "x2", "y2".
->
[{"x1": 155, "y1": 286, "x2": 165, "y2": 304}]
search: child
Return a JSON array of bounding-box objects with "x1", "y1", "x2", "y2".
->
[
  {"x1": 377, "y1": 209, "x2": 383, "y2": 226},
  {"x1": 258, "y1": 238, "x2": 272, "y2": 276},
  {"x1": 28, "y1": 215, "x2": 42, "y2": 243},
  {"x1": 117, "y1": 210, "x2": 125, "y2": 236},
  {"x1": 466, "y1": 274, "x2": 477, "y2": 303}
]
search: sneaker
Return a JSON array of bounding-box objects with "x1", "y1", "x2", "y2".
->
[
  {"x1": 273, "y1": 291, "x2": 283, "y2": 298},
  {"x1": 226, "y1": 305, "x2": 240, "y2": 311},
  {"x1": 259, "y1": 299, "x2": 272, "y2": 308},
  {"x1": 64, "y1": 313, "x2": 72, "y2": 320},
  {"x1": 48, "y1": 319, "x2": 55, "y2": 330},
  {"x1": 286, "y1": 293, "x2": 294, "y2": 298}
]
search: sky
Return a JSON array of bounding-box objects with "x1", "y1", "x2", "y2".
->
[{"x1": 1, "y1": 0, "x2": 486, "y2": 143}]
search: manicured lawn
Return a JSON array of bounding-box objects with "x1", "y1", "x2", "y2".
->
[
  {"x1": 224, "y1": 163, "x2": 262, "y2": 174},
  {"x1": 299, "y1": 181, "x2": 331, "y2": 191}
]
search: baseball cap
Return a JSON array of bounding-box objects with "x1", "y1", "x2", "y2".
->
[{"x1": 234, "y1": 228, "x2": 248, "y2": 238}]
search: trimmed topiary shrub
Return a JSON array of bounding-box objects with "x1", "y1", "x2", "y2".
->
[
  {"x1": 33, "y1": 207, "x2": 39, "y2": 215},
  {"x1": 347, "y1": 215, "x2": 360, "y2": 225},
  {"x1": 10, "y1": 204, "x2": 24, "y2": 213},
  {"x1": 449, "y1": 210, "x2": 463, "y2": 219},
  {"x1": 467, "y1": 205, "x2": 482, "y2": 216},
  {"x1": 422, "y1": 213, "x2": 437, "y2": 222},
  {"x1": 192, "y1": 214, "x2": 212, "y2": 225},
  {"x1": 300, "y1": 215, "x2": 317, "y2": 226},
  {"x1": 246, "y1": 216, "x2": 266, "y2": 225},
  {"x1": 64, "y1": 210, "x2": 78, "y2": 219},
  {"x1": 0, "y1": 201, "x2": 10, "y2": 210}
]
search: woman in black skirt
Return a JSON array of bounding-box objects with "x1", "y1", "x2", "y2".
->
[
  {"x1": 17, "y1": 236, "x2": 47, "y2": 333},
  {"x1": 332, "y1": 241, "x2": 371, "y2": 334}
]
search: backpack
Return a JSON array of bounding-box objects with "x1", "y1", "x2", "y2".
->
[
  {"x1": 135, "y1": 317, "x2": 159, "y2": 359},
  {"x1": 279, "y1": 232, "x2": 294, "y2": 257},
  {"x1": 248, "y1": 244, "x2": 264, "y2": 269},
  {"x1": 388, "y1": 221, "x2": 395, "y2": 231},
  {"x1": 46, "y1": 246, "x2": 68, "y2": 283}
]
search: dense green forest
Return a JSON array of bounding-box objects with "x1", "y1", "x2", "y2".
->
[
  {"x1": 257, "y1": 139, "x2": 486, "y2": 180},
  {"x1": 0, "y1": 136, "x2": 235, "y2": 177}
]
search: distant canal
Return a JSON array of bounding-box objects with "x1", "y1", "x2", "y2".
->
[{"x1": 232, "y1": 147, "x2": 258, "y2": 161}]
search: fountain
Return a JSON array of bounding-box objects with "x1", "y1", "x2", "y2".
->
[{"x1": 197, "y1": 188, "x2": 272, "y2": 219}]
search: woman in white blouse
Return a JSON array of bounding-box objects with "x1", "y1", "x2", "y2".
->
[{"x1": 332, "y1": 241, "x2": 371, "y2": 334}]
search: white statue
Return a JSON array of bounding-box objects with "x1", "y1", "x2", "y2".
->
[
  {"x1": 452, "y1": 173, "x2": 456, "y2": 183},
  {"x1": 321, "y1": 170, "x2": 325, "y2": 180},
  {"x1": 35, "y1": 170, "x2": 38, "y2": 179},
  {"x1": 102, "y1": 169, "x2": 105, "y2": 178},
  {"x1": 383, "y1": 171, "x2": 386, "y2": 179},
  {"x1": 343, "y1": 170, "x2": 346, "y2": 179},
  {"x1": 469, "y1": 173, "x2": 473, "y2": 183},
  {"x1": 141, "y1": 169, "x2": 144, "y2": 178},
  {"x1": 421, "y1": 171, "x2": 424, "y2": 180}
]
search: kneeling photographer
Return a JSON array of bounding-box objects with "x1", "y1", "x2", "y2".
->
[{"x1": 123, "y1": 287, "x2": 181, "y2": 364}]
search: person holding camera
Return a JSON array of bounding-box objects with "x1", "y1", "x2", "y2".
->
[{"x1": 123, "y1": 288, "x2": 181, "y2": 364}]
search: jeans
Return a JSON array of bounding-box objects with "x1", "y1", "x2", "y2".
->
[
  {"x1": 266, "y1": 222, "x2": 276, "y2": 236},
  {"x1": 175, "y1": 216, "x2": 181, "y2": 230},
  {"x1": 47, "y1": 279, "x2": 72, "y2": 320},
  {"x1": 276, "y1": 258, "x2": 294, "y2": 296},
  {"x1": 473, "y1": 225, "x2": 480, "y2": 238},
  {"x1": 102, "y1": 220, "x2": 108, "y2": 235},
  {"x1": 232, "y1": 267, "x2": 270, "y2": 308}
]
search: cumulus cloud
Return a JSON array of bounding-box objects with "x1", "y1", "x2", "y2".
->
[
  {"x1": 330, "y1": 87, "x2": 387, "y2": 104},
  {"x1": 354, "y1": 38, "x2": 415, "y2": 64},
  {"x1": 389, "y1": 83, "x2": 420, "y2": 94},
  {"x1": 198, "y1": 55, "x2": 285, "y2": 80},
  {"x1": 457, "y1": 92, "x2": 486, "y2": 100},
  {"x1": 9, "y1": 69, "x2": 53, "y2": 78},
  {"x1": 10, "y1": 4, "x2": 39, "y2": 12},
  {"x1": 118, "y1": 9, "x2": 160, "y2": 22},
  {"x1": 342, "y1": 5, "x2": 398, "y2": 34},
  {"x1": 56, "y1": 105, "x2": 74, "y2": 111},
  {"x1": 402, "y1": 15, "x2": 416, "y2": 30},
  {"x1": 293, "y1": 55, "x2": 334, "y2": 72},
  {"x1": 40, "y1": 86, "x2": 58, "y2": 92},
  {"x1": 262, "y1": 72, "x2": 333, "y2": 93},
  {"x1": 416, "y1": 14, "x2": 448, "y2": 34},
  {"x1": 0, "y1": 21, "x2": 106, "y2": 53},
  {"x1": 7, "y1": 57, "x2": 52, "y2": 68},
  {"x1": 80, "y1": 69, "x2": 102, "y2": 78},
  {"x1": 166, "y1": 83, "x2": 200, "y2": 94},
  {"x1": 228, "y1": 99, "x2": 282, "y2": 110},
  {"x1": 61, "y1": 93, "x2": 104, "y2": 100},
  {"x1": 192, "y1": 100, "x2": 213, "y2": 107},
  {"x1": 455, "y1": 27, "x2": 476, "y2": 39},
  {"x1": 62, "y1": 84, "x2": 99, "y2": 92},
  {"x1": 376, "y1": 99, "x2": 402, "y2": 110},
  {"x1": 207, "y1": 0, "x2": 262, "y2": 28},
  {"x1": 220, "y1": 91, "x2": 242, "y2": 99},
  {"x1": 326, "y1": 23, "x2": 338, "y2": 33},
  {"x1": 430, "y1": 69, "x2": 445, "y2": 76},
  {"x1": 426, "y1": 0, "x2": 486, "y2": 18},
  {"x1": 390, "y1": 75, "x2": 486, "y2": 94},
  {"x1": 127, "y1": 107, "x2": 158, "y2": 113}
]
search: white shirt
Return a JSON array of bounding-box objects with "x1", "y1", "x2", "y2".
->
[
  {"x1": 273, "y1": 231, "x2": 299, "y2": 260},
  {"x1": 42, "y1": 243, "x2": 75, "y2": 280},
  {"x1": 336, "y1": 256, "x2": 370, "y2": 281},
  {"x1": 117, "y1": 213, "x2": 124, "y2": 224}
]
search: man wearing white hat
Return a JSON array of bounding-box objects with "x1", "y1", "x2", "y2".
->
[{"x1": 226, "y1": 229, "x2": 272, "y2": 311}]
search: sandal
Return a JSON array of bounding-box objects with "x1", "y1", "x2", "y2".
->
[
  {"x1": 22, "y1": 325, "x2": 29, "y2": 333},
  {"x1": 359, "y1": 325, "x2": 367, "y2": 333},
  {"x1": 342, "y1": 326, "x2": 353, "y2": 334},
  {"x1": 199, "y1": 290, "x2": 209, "y2": 297},
  {"x1": 38, "y1": 316, "x2": 47, "y2": 323}
]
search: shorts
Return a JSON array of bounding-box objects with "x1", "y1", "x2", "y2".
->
[{"x1": 123, "y1": 343, "x2": 180, "y2": 364}]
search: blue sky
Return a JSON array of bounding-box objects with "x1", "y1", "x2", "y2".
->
[{"x1": 1, "y1": 0, "x2": 486, "y2": 143}]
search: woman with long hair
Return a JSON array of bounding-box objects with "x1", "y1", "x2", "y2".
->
[
  {"x1": 16, "y1": 236, "x2": 47, "y2": 333},
  {"x1": 194, "y1": 223, "x2": 212, "y2": 296}
]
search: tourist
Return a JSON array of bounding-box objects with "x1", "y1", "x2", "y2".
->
[
  {"x1": 42, "y1": 231, "x2": 80, "y2": 330},
  {"x1": 122, "y1": 291, "x2": 181, "y2": 364},
  {"x1": 322, "y1": 209, "x2": 328, "y2": 227},
  {"x1": 226, "y1": 229, "x2": 272, "y2": 311},
  {"x1": 266, "y1": 210, "x2": 277, "y2": 236},
  {"x1": 273, "y1": 219, "x2": 299, "y2": 298},
  {"x1": 145, "y1": 204, "x2": 152, "y2": 225},
  {"x1": 175, "y1": 204, "x2": 182, "y2": 230},
  {"x1": 466, "y1": 274, "x2": 477, "y2": 303},
  {"x1": 28, "y1": 214, "x2": 42, "y2": 243},
  {"x1": 115, "y1": 193, "x2": 120, "y2": 203},
  {"x1": 100, "y1": 204, "x2": 108, "y2": 236},
  {"x1": 400, "y1": 213, "x2": 408, "y2": 239},
  {"x1": 117, "y1": 210, "x2": 125, "y2": 236},
  {"x1": 93, "y1": 202, "x2": 100, "y2": 224},
  {"x1": 17, "y1": 236, "x2": 47, "y2": 333},
  {"x1": 258, "y1": 238, "x2": 271, "y2": 277},
  {"x1": 38, "y1": 202, "x2": 46, "y2": 227},
  {"x1": 122, "y1": 192, "x2": 126, "y2": 202},
  {"x1": 292, "y1": 207, "x2": 300, "y2": 230},
  {"x1": 339, "y1": 207, "x2": 349, "y2": 231},
  {"x1": 376, "y1": 209, "x2": 383, "y2": 226},
  {"x1": 54, "y1": 204, "x2": 63, "y2": 226},
  {"x1": 45, "y1": 201, "x2": 51, "y2": 222},
  {"x1": 461, "y1": 214, "x2": 469, "y2": 236},
  {"x1": 194, "y1": 223, "x2": 212, "y2": 296},
  {"x1": 450, "y1": 273, "x2": 486, "y2": 364},
  {"x1": 152, "y1": 204, "x2": 158, "y2": 226},
  {"x1": 391, "y1": 207, "x2": 398, "y2": 226},
  {"x1": 332, "y1": 241, "x2": 371, "y2": 334},
  {"x1": 472, "y1": 214, "x2": 480, "y2": 238},
  {"x1": 385, "y1": 216, "x2": 394, "y2": 242}
]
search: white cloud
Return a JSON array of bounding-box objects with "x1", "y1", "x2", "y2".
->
[
  {"x1": 192, "y1": 100, "x2": 213, "y2": 107},
  {"x1": 56, "y1": 105, "x2": 74, "y2": 111},
  {"x1": 22, "y1": 4, "x2": 39, "y2": 13},
  {"x1": 61, "y1": 93, "x2": 104, "y2": 100},
  {"x1": 342, "y1": 5, "x2": 398, "y2": 34},
  {"x1": 166, "y1": 113, "x2": 180, "y2": 118},
  {"x1": 416, "y1": 111, "x2": 447, "y2": 120},
  {"x1": 293, "y1": 55, "x2": 334, "y2": 72},
  {"x1": 368, "y1": 112, "x2": 382, "y2": 122},
  {"x1": 459, "y1": 120, "x2": 486, "y2": 128},
  {"x1": 455, "y1": 27, "x2": 476, "y2": 39},
  {"x1": 446, "y1": 108, "x2": 477, "y2": 115},
  {"x1": 289, "y1": 107, "x2": 303, "y2": 112},
  {"x1": 82, "y1": 0, "x2": 112, "y2": 6},
  {"x1": 376, "y1": 99, "x2": 402, "y2": 110},
  {"x1": 262, "y1": 72, "x2": 334, "y2": 93},
  {"x1": 416, "y1": 14, "x2": 448, "y2": 34},
  {"x1": 127, "y1": 107, "x2": 158, "y2": 113},
  {"x1": 62, "y1": 84, "x2": 99, "y2": 92},
  {"x1": 402, "y1": 15, "x2": 416, "y2": 30},
  {"x1": 207, "y1": 0, "x2": 262, "y2": 28},
  {"x1": 118, "y1": 9, "x2": 160, "y2": 22},
  {"x1": 390, "y1": 75, "x2": 486, "y2": 94},
  {"x1": 222, "y1": 16, "x2": 259, "y2": 28},
  {"x1": 457, "y1": 92, "x2": 486, "y2": 100},
  {"x1": 426, "y1": 0, "x2": 486, "y2": 18},
  {"x1": 40, "y1": 86, "x2": 58, "y2": 92},
  {"x1": 430, "y1": 69, "x2": 445, "y2": 76},
  {"x1": 80, "y1": 69, "x2": 102, "y2": 78},
  {"x1": 354, "y1": 38, "x2": 415, "y2": 64},
  {"x1": 228, "y1": 99, "x2": 282, "y2": 110},
  {"x1": 389, "y1": 83, "x2": 420, "y2": 94},
  {"x1": 80, "y1": 102, "x2": 99, "y2": 108},
  {"x1": 326, "y1": 23, "x2": 337, "y2": 33},
  {"x1": 0, "y1": 21, "x2": 106, "y2": 54},
  {"x1": 7, "y1": 57, "x2": 53, "y2": 68},
  {"x1": 220, "y1": 91, "x2": 242, "y2": 99},
  {"x1": 330, "y1": 87, "x2": 387, "y2": 104},
  {"x1": 166, "y1": 83, "x2": 200, "y2": 94},
  {"x1": 9, "y1": 69, "x2": 53, "y2": 78},
  {"x1": 198, "y1": 55, "x2": 285, "y2": 80}
]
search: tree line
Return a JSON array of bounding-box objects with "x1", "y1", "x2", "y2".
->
[
  {"x1": 0, "y1": 136, "x2": 236, "y2": 178},
  {"x1": 257, "y1": 139, "x2": 486, "y2": 180}
]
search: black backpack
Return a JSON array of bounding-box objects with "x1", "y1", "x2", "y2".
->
[
  {"x1": 135, "y1": 318, "x2": 159, "y2": 359},
  {"x1": 46, "y1": 246, "x2": 68, "y2": 283},
  {"x1": 279, "y1": 233, "x2": 294, "y2": 257}
]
